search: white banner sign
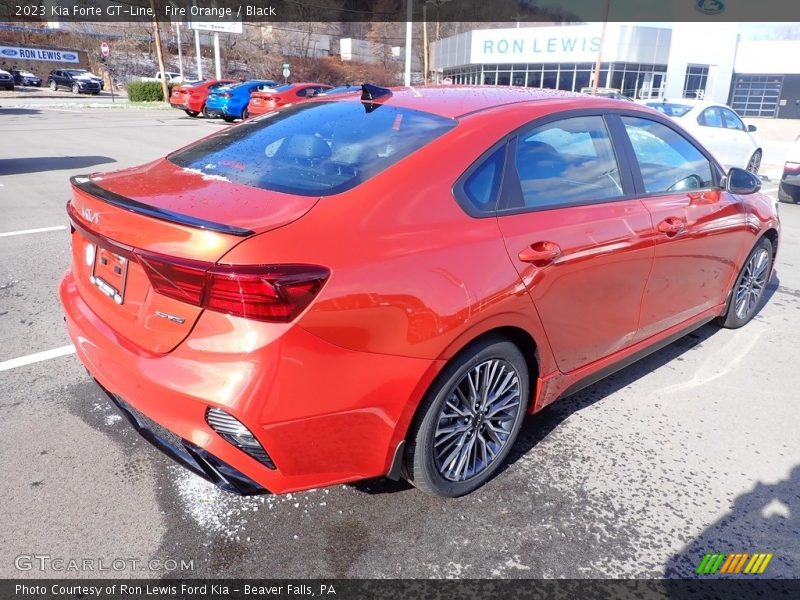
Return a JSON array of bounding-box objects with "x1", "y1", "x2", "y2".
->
[
  {"x1": 190, "y1": 21, "x2": 242, "y2": 34},
  {"x1": 0, "y1": 45, "x2": 79, "y2": 63}
]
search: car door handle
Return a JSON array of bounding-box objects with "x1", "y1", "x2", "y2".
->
[
  {"x1": 657, "y1": 217, "x2": 686, "y2": 236},
  {"x1": 518, "y1": 241, "x2": 562, "y2": 264}
]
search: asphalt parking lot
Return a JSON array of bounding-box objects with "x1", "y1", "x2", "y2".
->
[{"x1": 1, "y1": 103, "x2": 799, "y2": 580}]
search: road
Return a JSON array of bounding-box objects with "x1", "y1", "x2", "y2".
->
[{"x1": 1, "y1": 104, "x2": 798, "y2": 580}]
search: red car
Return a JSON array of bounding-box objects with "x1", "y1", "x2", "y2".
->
[
  {"x1": 60, "y1": 86, "x2": 779, "y2": 498},
  {"x1": 169, "y1": 79, "x2": 234, "y2": 117},
  {"x1": 245, "y1": 82, "x2": 332, "y2": 117}
]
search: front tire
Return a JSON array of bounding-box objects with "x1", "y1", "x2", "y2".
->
[
  {"x1": 185, "y1": 110, "x2": 199, "y2": 117},
  {"x1": 718, "y1": 237, "x2": 773, "y2": 329},
  {"x1": 404, "y1": 337, "x2": 529, "y2": 497},
  {"x1": 222, "y1": 115, "x2": 236, "y2": 123},
  {"x1": 746, "y1": 150, "x2": 762, "y2": 174}
]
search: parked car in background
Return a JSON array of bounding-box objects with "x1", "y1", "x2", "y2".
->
[
  {"x1": 10, "y1": 68, "x2": 41, "y2": 87},
  {"x1": 580, "y1": 87, "x2": 633, "y2": 101},
  {"x1": 170, "y1": 79, "x2": 235, "y2": 117},
  {"x1": 142, "y1": 71, "x2": 185, "y2": 85},
  {"x1": 778, "y1": 134, "x2": 800, "y2": 204},
  {"x1": 644, "y1": 99, "x2": 762, "y2": 173},
  {"x1": 69, "y1": 69, "x2": 104, "y2": 90},
  {"x1": 60, "y1": 86, "x2": 779, "y2": 499},
  {"x1": 246, "y1": 82, "x2": 333, "y2": 117},
  {"x1": 317, "y1": 84, "x2": 362, "y2": 97},
  {"x1": 0, "y1": 68, "x2": 13, "y2": 90},
  {"x1": 47, "y1": 69, "x2": 101, "y2": 94},
  {"x1": 204, "y1": 79, "x2": 276, "y2": 122}
]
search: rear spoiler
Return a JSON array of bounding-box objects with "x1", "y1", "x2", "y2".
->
[{"x1": 69, "y1": 175, "x2": 254, "y2": 237}]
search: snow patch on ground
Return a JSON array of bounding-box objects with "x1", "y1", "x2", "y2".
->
[{"x1": 172, "y1": 467, "x2": 335, "y2": 541}]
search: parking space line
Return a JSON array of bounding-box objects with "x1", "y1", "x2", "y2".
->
[
  {"x1": 0, "y1": 345, "x2": 76, "y2": 373},
  {"x1": 0, "y1": 225, "x2": 67, "y2": 238}
]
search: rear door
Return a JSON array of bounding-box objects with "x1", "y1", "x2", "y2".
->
[
  {"x1": 615, "y1": 114, "x2": 751, "y2": 340},
  {"x1": 496, "y1": 113, "x2": 655, "y2": 374}
]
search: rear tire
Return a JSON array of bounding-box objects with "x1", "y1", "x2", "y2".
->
[
  {"x1": 49, "y1": 80, "x2": 57, "y2": 91},
  {"x1": 185, "y1": 110, "x2": 199, "y2": 117},
  {"x1": 72, "y1": 83, "x2": 80, "y2": 94},
  {"x1": 222, "y1": 115, "x2": 236, "y2": 123},
  {"x1": 404, "y1": 337, "x2": 529, "y2": 497},
  {"x1": 243, "y1": 109, "x2": 250, "y2": 119},
  {"x1": 718, "y1": 237, "x2": 773, "y2": 329}
]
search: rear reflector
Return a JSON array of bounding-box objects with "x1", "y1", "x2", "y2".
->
[
  {"x1": 206, "y1": 407, "x2": 275, "y2": 469},
  {"x1": 134, "y1": 249, "x2": 329, "y2": 322}
]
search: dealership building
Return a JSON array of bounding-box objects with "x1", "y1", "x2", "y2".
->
[{"x1": 430, "y1": 23, "x2": 800, "y2": 118}]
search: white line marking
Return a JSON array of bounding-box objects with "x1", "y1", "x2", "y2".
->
[
  {"x1": 0, "y1": 345, "x2": 76, "y2": 372},
  {"x1": 0, "y1": 225, "x2": 67, "y2": 238}
]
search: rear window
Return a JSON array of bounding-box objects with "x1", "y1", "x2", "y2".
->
[
  {"x1": 168, "y1": 101, "x2": 456, "y2": 196},
  {"x1": 645, "y1": 102, "x2": 693, "y2": 117}
]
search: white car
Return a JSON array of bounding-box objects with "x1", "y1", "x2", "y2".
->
[{"x1": 642, "y1": 99, "x2": 762, "y2": 174}]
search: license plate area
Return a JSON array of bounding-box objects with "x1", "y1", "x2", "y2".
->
[{"x1": 89, "y1": 244, "x2": 129, "y2": 305}]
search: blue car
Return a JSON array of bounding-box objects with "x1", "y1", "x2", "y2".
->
[{"x1": 205, "y1": 79, "x2": 276, "y2": 122}]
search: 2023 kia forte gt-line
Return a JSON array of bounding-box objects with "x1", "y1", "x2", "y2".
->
[{"x1": 60, "y1": 86, "x2": 779, "y2": 498}]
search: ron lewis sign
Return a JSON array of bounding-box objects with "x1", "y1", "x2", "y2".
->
[{"x1": 0, "y1": 45, "x2": 79, "y2": 63}]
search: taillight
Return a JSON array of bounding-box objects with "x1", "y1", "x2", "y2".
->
[
  {"x1": 785, "y1": 161, "x2": 800, "y2": 174},
  {"x1": 205, "y1": 265, "x2": 330, "y2": 322},
  {"x1": 134, "y1": 250, "x2": 207, "y2": 305},
  {"x1": 135, "y1": 250, "x2": 329, "y2": 322}
]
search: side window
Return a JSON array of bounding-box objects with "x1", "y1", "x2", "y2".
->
[
  {"x1": 698, "y1": 107, "x2": 723, "y2": 128},
  {"x1": 621, "y1": 116, "x2": 714, "y2": 193},
  {"x1": 512, "y1": 115, "x2": 623, "y2": 209},
  {"x1": 721, "y1": 108, "x2": 745, "y2": 131},
  {"x1": 458, "y1": 146, "x2": 505, "y2": 214},
  {"x1": 296, "y1": 88, "x2": 308, "y2": 97}
]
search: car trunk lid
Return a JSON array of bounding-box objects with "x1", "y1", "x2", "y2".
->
[{"x1": 67, "y1": 160, "x2": 319, "y2": 353}]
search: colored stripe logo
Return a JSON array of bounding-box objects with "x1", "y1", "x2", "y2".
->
[{"x1": 696, "y1": 552, "x2": 773, "y2": 575}]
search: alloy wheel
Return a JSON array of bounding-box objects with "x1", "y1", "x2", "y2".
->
[
  {"x1": 734, "y1": 247, "x2": 770, "y2": 320},
  {"x1": 433, "y1": 359, "x2": 521, "y2": 482}
]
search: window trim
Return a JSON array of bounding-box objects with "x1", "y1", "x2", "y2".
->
[{"x1": 610, "y1": 112, "x2": 724, "y2": 197}]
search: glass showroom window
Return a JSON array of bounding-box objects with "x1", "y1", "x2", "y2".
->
[{"x1": 683, "y1": 65, "x2": 709, "y2": 99}]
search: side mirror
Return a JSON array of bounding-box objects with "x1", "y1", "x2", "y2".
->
[
  {"x1": 747, "y1": 124, "x2": 757, "y2": 132},
  {"x1": 726, "y1": 167, "x2": 761, "y2": 195}
]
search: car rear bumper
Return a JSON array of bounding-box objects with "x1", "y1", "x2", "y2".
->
[{"x1": 60, "y1": 269, "x2": 440, "y2": 494}]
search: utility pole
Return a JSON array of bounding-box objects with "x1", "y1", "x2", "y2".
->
[
  {"x1": 404, "y1": 0, "x2": 412, "y2": 87},
  {"x1": 591, "y1": 0, "x2": 611, "y2": 96},
  {"x1": 194, "y1": 28, "x2": 202, "y2": 80},
  {"x1": 175, "y1": 22, "x2": 184, "y2": 82},
  {"x1": 150, "y1": 0, "x2": 169, "y2": 101},
  {"x1": 423, "y1": 3, "x2": 429, "y2": 85}
]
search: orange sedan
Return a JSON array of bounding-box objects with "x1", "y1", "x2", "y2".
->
[
  {"x1": 60, "y1": 85, "x2": 779, "y2": 497},
  {"x1": 245, "y1": 82, "x2": 332, "y2": 117}
]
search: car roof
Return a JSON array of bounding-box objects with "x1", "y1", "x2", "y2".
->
[{"x1": 323, "y1": 85, "x2": 618, "y2": 119}]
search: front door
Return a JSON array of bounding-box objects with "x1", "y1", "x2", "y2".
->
[{"x1": 615, "y1": 114, "x2": 751, "y2": 340}]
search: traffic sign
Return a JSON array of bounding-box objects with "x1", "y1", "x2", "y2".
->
[
  {"x1": 100, "y1": 42, "x2": 110, "y2": 58},
  {"x1": 282, "y1": 68, "x2": 290, "y2": 78}
]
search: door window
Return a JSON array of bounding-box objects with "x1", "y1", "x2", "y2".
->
[
  {"x1": 510, "y1": 115, "x2": 623, "y2": 210},
  {"x1": 621, "y1": 116, "x2": 714, "y2": 193},
  {"x1": 720, "y1": 107, "x2": 746, "y2": 131},
  {"x1": 698, "y1": 107, "x2": 723, "y2": 128}
]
